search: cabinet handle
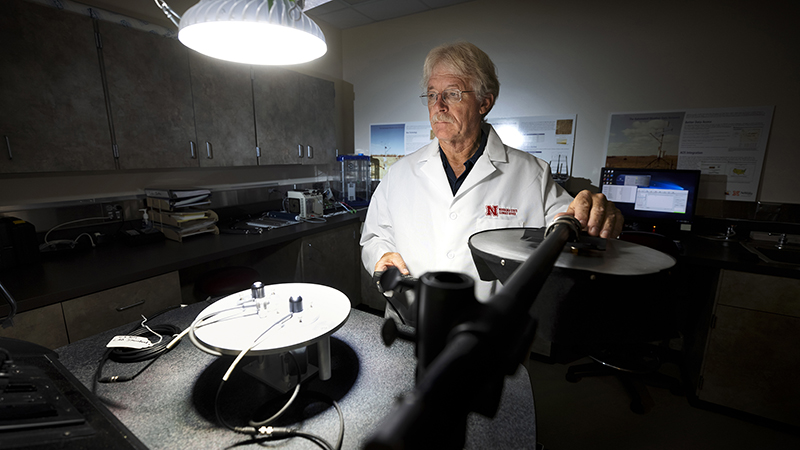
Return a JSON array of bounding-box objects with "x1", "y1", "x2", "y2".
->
[
  {"x1": 112, "y1": 144, "x2": 119, "y2": 159},
  {"x1": 206, "y1": 142, "x2": 213, "y2": 159},
  {"x1": 116, "y1": 300, "x2": 145, "y2": 312},
  {"x1": 4, "y1": 136, "x2": 11, "y2": 160},
  {"x1": 190, "y1": 141, "x2": 197, "y2": 159},
  {"x1": 256, "y1": 146, "x2": 261, "y2": 157},
  {"x1": 306, "y1": 145, "x2": 313, "y2": 159},
  {"x1": 298, "y1": 144, "x2": 304, "y2": 158}
]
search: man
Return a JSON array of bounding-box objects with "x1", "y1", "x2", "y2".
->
[{"x1": 361, "y1": 42, "x2": 622, "y2": 301}]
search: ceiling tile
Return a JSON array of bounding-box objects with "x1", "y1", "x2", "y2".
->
[
  {"x1": 420, "y1": 0, "x2": 475, "y2": 7},
  {"x1": 354, "y1": 0, "x2": 429, "y2": 21},
  {"x1": 306, "y1": 0, "x2": 349, "y2": 15},
  {"x1": 312, "y1": 8, "x2": 375, "y2": 28}
]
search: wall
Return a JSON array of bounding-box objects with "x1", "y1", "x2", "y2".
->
[
  {"x1": 341, "y1": 0, "x2": 799, "y2": 204},
  {"x1": 0, "y1": 1, "x2": 351, "y2": 210}
]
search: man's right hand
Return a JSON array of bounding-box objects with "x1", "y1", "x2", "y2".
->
[{"x1": 375, "y1": 252, "x2": 409, "y2": 275}]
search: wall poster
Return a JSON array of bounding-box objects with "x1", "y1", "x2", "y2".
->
[
  {"x1": 605, "y1": 106, "x2": 774, "y2": 201},
  {"x1": 488, "y1": 114, "x2": 576, "y2": 179},
  {"x1": 369, "y1": 121, "x2": 432, "y2": 180},
  {"x1": 369, "y1": 114, "x2": 577, "y2": 180}
]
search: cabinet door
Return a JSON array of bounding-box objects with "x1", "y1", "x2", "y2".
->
[
  {"x1": 253, "y1": 66, "x2": 303, "y2": 165},
  {"x1": 189, "y1": 51, "x2": 258, "y2": 167},
  {"x1": 299, "y1": 74, "x2": 336, "y2": 165},
  {"x1": 698, "y1": 304, "x2": 800, "y2": 427},
  {"x1": 61, "y1": 271, "x2": 182, "y2": 343},
  {"x1": 0, "y1": 0, "x2": 113, "y2": 173},
  {"x1": 253, "y1": 67, "x2": 336, "y2": 165},
  {"x1": 0, "y1": 303, "x2": 69, "y2": 350},
  {"x1": 716, "y1": 269, "x2": 800, "y2": 316},
  {"x1": 99, "y1": 21, "x2": 197, "y2": 169}
]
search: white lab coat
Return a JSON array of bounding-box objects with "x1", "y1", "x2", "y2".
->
[{"x1": 360, "y1": 124, "x2": 573, "y2": 300}]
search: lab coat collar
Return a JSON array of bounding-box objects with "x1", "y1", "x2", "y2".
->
[{"x1": 418, "y1": 123, "x2": 507, "y2": 201}]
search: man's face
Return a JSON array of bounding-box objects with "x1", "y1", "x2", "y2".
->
[{"x1": 427, "y1": 65, "x2": 492, "y2": 147}]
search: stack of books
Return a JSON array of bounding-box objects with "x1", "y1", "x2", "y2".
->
[{"x1": 144, "y1": 187, "x2": 218, "y2": 242}]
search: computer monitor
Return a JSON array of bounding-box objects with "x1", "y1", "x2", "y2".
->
[{"x1": 600, "y1": 167, "x2": 701, "y2": 233}]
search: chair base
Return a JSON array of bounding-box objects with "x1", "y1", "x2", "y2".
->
[{"x1": 565, "y1": 344, "x2": 683, "y2": 414}]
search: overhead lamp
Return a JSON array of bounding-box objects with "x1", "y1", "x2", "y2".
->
[{"x1": 155, "y1": 0, "x2": 327, "y2": 65}]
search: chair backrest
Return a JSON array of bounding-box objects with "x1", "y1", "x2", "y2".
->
[{"x1": 618, "y1": 231, "x2": 679, "y2": 257}]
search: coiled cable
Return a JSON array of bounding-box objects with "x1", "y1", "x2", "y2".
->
[{"x1": 93, "y1": 306, "x2": 183, "y2": 387}]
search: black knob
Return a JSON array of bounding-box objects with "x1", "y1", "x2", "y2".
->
[{"x1": 289, "y1": 295, "x2": 303, "y2": 313}]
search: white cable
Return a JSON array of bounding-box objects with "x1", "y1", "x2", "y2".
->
[
  {"x1": 140, "y1": 315, "x2": 163, "y2": 345},
  {"x1": 74, "y1": 233, "x2": 96, "y2": 247},
  {"x1": 222, "y1": 313, "x2": 293, "y2": 381},
  {"x1": 43, "y1": 216, "x2": 107, "y2": 246},
  {"x1": 168, "y1": 304, "x2": 256, "y2": 350}
]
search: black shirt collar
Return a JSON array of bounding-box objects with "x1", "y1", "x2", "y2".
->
[{"x1": 439, "y1": 129, "x2": 488, "y2": 195}]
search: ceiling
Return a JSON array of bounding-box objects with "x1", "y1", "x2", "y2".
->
[
  {"x1": 79, "y1": 0, "x2": 475, "y2": 31},
  {"x1": 305, "y1": 0, "x2": 474, "y2": 29}
]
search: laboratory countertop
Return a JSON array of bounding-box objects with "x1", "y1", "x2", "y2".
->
[
  {"x1": 3, "y1": 214, "x2": 799, "y2": 319},
  {"x1": 55, "y1": 303, "x2": 537, "y2": 449},
  {"x1": 677, "y1": 233, "x2": 800, "y2": 278},
  {"x1": 0, "y1": 212, "x2": 365, "y2": 316}
]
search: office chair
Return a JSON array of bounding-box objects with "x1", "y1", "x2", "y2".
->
[{"x1": 564, "y1": 231, "x2": 683, "y2": 414}]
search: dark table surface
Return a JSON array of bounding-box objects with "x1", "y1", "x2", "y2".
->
[{"x1": 55, "y1": 302, "x2": 537, "y2": 449}]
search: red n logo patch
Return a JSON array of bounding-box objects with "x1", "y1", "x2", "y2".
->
[{"x1": 486, "y1": 205, "x2": 498, "y2": 216}]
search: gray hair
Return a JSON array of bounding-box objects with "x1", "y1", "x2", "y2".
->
[{"x1": 422, "y1": 42, "x2": 500, "y2": 110}]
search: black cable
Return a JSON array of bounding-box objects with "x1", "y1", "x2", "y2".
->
[
  {"x1": 0, "y1": 280, "x2": 18, "y2": 329},
  {"x1": 216, "y1": 351, "x2": 343, "y2": 450},
  {"x1": 215, "y1": 351, "x2": 302, "y2": 434},
  {"x1": 95, "y1": 323, "x2": 181, "y2": 383},
  {"x1": 108, "y1": 323, "x2": 181, "y2": 363},
  {"x1": 92, "y1": 305, "x2": 184, "y2": 388}
]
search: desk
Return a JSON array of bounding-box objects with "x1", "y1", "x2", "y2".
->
[{"x1": 56, "y1": 303, "x2": 537, "y2": 449}]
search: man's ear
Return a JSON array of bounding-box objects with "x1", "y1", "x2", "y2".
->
[{"x1": 479, "y1": 94, "x2": 494, "y2": 116}]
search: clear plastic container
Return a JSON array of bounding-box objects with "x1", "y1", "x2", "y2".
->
[{"x1": 336, "y1": 154, "x2": 371, "y2": 206}]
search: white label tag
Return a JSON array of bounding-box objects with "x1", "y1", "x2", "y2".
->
[{"x1": 107, "y1": 335, "x2": 153, "y2": 349}]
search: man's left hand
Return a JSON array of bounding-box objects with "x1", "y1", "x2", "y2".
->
[{"x1": 561, "y1": 190, "x2": 624, "y2": 239}]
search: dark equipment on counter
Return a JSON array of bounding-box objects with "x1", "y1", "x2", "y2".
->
[
  {"x1": 365, "y1": 216, "x2": 585, "y2": 449},
  {"x1": 0, "y1": 217, "x2": 39, "y2": 270},
  {"x1": 0, "y1": 338, "x2": 148, "y2": 449}
]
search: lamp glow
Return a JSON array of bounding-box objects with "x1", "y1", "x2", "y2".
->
[{"x1": 177, "y1": 0, "x2": 327, "y2": 65}]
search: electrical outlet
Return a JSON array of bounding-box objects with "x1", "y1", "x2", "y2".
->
[{"x1": 103, "y1": 203, "x2": 123, "y2": 221}]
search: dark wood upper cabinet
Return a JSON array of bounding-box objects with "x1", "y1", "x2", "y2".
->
[
  {"x1": 98, "y1": 20, "x2": 197, "y2": 170},
  {"x1": 0, "y1": 0, "x2": 113, "y2": 173},
  {"x1": 253, "y1": 66, "x2": 336, "y2": 165},
  {"x1": 188, "y1": 51, "x2": 258, "y2": 167}
]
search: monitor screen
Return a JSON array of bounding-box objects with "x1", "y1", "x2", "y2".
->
[{"x1": 600, "y1": 167, "x2": 701, "y2": 226}]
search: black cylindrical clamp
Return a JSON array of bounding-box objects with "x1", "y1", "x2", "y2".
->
[
  {"x1": 289, "y1": 295, "x2": 303, "y2": 313},
  {"x1": 251, "y1": 281, "x2": 265, "y2": 299}
]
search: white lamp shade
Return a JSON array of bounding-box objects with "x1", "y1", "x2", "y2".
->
[{"x1": 178, "y1": 0, "x2": 327, "y2": 65}]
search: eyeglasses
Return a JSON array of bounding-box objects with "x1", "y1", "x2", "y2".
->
[{"x1": 419, "y1": 88, "x2": 474, "y2": 106}]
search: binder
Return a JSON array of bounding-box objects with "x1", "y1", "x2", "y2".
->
[
  {"x1": 151, "y1": 210, "x2": 219, "y2": 242},
  {"x1": 144, "y1": 187, "x2": 211, "y2": 199},
  {"x1": 150, "y1": 210, "x2": 217, "y2": 228},
  {"x1": 146, "y1": 196, "x2": 211, "y2": 211},
  {"x1": 157, "y1": 224, "x2": 219, "y2": 243}
]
